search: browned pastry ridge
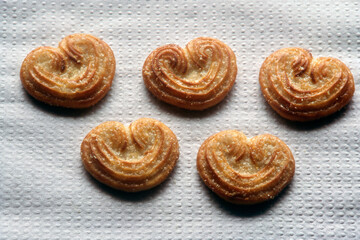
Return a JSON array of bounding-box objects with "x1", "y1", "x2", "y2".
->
[
  {"x1": 197, "y1": 130, "x2": 295, "y2": 204},
  {"x1": 142, "y1": 37, "x2": 237, "y2": 110},
  {"x1": 259, "y1": 47, "x2": 355, "y2": 121},
  {"x1": 20, "y1": 34, "x2": 115, "y2": 108},
  {"x1": 81, "y1": 118, "x2": 179, "y2": 192}
]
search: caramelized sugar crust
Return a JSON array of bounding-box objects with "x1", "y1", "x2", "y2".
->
[
  {"x1": 81, "y1": 118, "x2": 179, "y2": 192},
  {"x1": 20, "y1": 34, "x2": 115, "y2": 108},
  {"x1": 143, "y1": 37, "x2": 237, "y2": 110},
  {"x1": 197, "y1": 130, "x2": 295, "y2": 204},
  {"x1": 259, "y1": 47, "x2": 354, "y2": 121}
]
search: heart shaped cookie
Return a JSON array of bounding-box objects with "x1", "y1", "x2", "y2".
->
[
  {"x1": 197, "y1": 130, "x2": 295, "y2": 204},
  {"x1": 142, "y1": 37, "x2": 237, "y2": 110},
  {"x1": 20, "y1": 34, "x2": 115, "y2": 108},
  {"x1": 81, "y1": 118, "x2": 179, "y2": 192},
  {"x1": 259, "y1": 47, "x2": 355, "y2": 121}
]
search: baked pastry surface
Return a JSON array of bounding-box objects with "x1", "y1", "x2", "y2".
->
[
  {"x1": 143, "y1": 37, "x2": 237, "y2": 110},
  {"x1": 259, "y1": 47, "x2": 355, "y2": 121},
  {"x1": 20, "y1": 34, "x2": 115, "y2": 108},
  {"x1": 81, "y1": 118, "x2": 179, "y2": 192},
  {"x1": 197, "y1": 130, "x2": 295, "y2": 204}
]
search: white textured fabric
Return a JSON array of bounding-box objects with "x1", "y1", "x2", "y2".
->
[{"x1": 1, "y1": 0, "x2": 359, "y2": 239}]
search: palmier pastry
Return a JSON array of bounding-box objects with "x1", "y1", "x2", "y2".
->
[
  {"x1": 20, "y1": 34, "x2": 115, "y2": 108},
  {"x1": 259, "y1": 47, "x2": 355, "y2": 121},
  {"x1": 197, "y1": 130, "x2": 295, "y2": 204},
  {"x1": 81, "y1": 118, "x2": 179, "y2": 192},
  {"x1": 142, "y1": 37, "x2": 237, "y2": 110}
]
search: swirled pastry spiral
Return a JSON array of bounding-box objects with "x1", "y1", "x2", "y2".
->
[
  {"x1": 259, "y1": 48, "x2": 355, "y2": 121},
  {"x1": 81, "y1": 118, "x2": 179, "y2": 192},
  {"x1": 142, "y1": 37, "x2": 237, "y2": 110},
  {"x1": 20, "y1": 34, "x2": 115, "y2": 108},
  {"x1": 197, "y1": 130, "x2": 295, "y2": 204}
]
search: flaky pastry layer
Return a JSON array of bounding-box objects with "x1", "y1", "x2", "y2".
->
[
  {"x1": 197, "y1": 130, "x2": 295, "y2": 204},
  {"x1": 20, "y1": 34, "x2": 115, "y2": 108},
  {"x1": 259, "y1": 47, "x2": 355, "y2": 121},
  {"x1": 81, "y1": 118, "x2": 179, "y2": 192},
  {"x1": 143, "y1": 37, "x2": 237, "y2": 110}
]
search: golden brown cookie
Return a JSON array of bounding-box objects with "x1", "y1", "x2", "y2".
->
[
  {"x1": 142, "y1": 37, "x2": 237, "y2": 110},
  {"x1": 197, "y1": 130, "x2": 295, "y2": 204},
  {"x1": 20, "y1": 34, "x2": 115, "y2": 108},
  {"x1": 259, "y1": 47, "x2": 355, "y2": 121},
  {"x1": 81, "y1": 118, "x2": 179, "y2": 192}
]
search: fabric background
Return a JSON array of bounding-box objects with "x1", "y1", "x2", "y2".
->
[{"x1": 1, "y1": 0, "x2": 359, "y2": 239}]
